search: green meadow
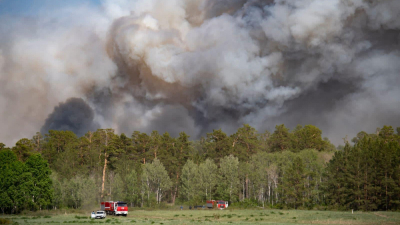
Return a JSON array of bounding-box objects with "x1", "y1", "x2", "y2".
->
[{"x1": 1, "y1": 209, "x2": 399, "y2": 225}]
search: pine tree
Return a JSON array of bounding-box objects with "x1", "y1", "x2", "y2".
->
[
  {"x1": 205, "y1": 129, "x2": 232, "y2": 163},
  {"x1": 12, "y1": 138, "x2": 34, "y2": 162},
  {"x1": 281, "y1": 157, "x2": 306, "y2": 209},
  {"x1": 269, "y1": 124, "x2": 292, "y2": 152}
]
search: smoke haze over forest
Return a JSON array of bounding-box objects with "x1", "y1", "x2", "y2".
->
[{"x1": 1, "y1": 0, "x2": 400, "y2": 146}]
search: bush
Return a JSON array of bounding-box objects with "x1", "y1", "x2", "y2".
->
[
  {"x1": 272, "y1": 203, "x2": 284, "y2": 209},
  {"x1": 74, "y1": 215, "x2": 89, "y2": 219},
  {"x1": 230, "y1": 199, "x2": 259, "y2": 209},
  {"x1": 0, "y1": 218, "x2": 11, "y2": 225}
]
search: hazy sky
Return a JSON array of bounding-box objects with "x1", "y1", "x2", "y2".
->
[{"x1": 0, "y1": 0, "x2": 100, "y2": 16}]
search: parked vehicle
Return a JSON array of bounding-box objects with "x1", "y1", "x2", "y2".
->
[
  {"x1": 101, "y1": 201, "x2": 128, "y2": 216},
  {"x1": 216, "y1": 200, "x2": 228, "y2": 209},
  {"x1": 90, "y1": 211, "x2": 96, "y2": 219},
  {"x1": 206, "y1": 200, "x2": 228, "y2": 209},
  {"x1": 95, "y1": 211, "x2": 106, "y2": 219}
]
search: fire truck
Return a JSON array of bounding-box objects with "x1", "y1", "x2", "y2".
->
[
  {"x1": 206, "y1": 200, "x2": 228, "y2": 209},
  {"x1": 100, "y1": 201, "x2": 128, "y2": 216}
]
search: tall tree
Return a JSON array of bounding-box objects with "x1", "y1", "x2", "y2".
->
[
  {"x1": 198, "y1": 158, "x2": 218, "y2": 200},
  {"x1": 0, "y1": 149, "x2": 17, "y2": 213},
  {"x1": 132, "y1": 131, "x2": 151, "y2": 164},
  {"x1": 282, "y1": 157, "x2": 306, "y2": 209},
  {"x1": 231, "y1": 124, "x2": 260, "y2": 199},
  {"x1": 180, "y1": 160, "x2": 199, "y2": 202},
  {"x1": 24, "y1": 154, "x2": 53, "y2": 210},
  {"x1": 93, "y1": 128, "x2": 120, "y2": 199},
  {"x1": 269, "y1": 124, "x2": 292, "y2": 152},
  {"x1": 291, "y1": 125, "x2": 326, "y2": 152},
  {"x1": 112, "y1": 159, "x2": 139, "y2": 206},
  {"x1": 205, "y1": 129, "x2": 232, "y2": 163},
  {"x1": 250, "y1": 156, "x2": 268, "y2": 207},
  {"x1": 31, "y1": 132, "x2": 44, "y2": 152},
  {"x1": 231, "y1": 124, "x2": 260, "y2": 162},
  {"x1": 219, "y1": 155, "x2": 239, "y2": 202},
  {"x1": 41, "y1": 130, "x2": 78, "y2": 170},
  {"x1": 12, "y1": 138, "x2": 34, "y2": 161},
  {"x1": 142, "y1": 158, "x2": 172, "y2": 204}
]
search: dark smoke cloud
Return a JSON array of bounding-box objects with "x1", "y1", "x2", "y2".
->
[
  {"x1": 1, "y1": 0, "x2": 400, "y2": 146},
  {"x1": 41, "y1": 98, "x2": 99, "y2": 137}
]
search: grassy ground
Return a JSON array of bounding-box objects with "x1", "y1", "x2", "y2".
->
[{"x1": 1, "y1": 209, "x2": 400, "y2": 225}]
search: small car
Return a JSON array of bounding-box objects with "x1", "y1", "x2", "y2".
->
[
  {"x1": 90, "y1": 211, "x2": 96, "y2": 219},
  {"x1": 95, "y1": 211, "x2": 106, "y2": 219}
]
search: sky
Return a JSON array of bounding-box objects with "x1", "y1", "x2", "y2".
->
[{"x1": 0, "y1": 0, "x2": 100, "y2": 16}]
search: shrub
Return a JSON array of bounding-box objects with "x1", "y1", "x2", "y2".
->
[
  {"x1": 0, "y1": 218, "x2": 11, "y2": 225},
  {"x1": 230, "y1": 199, "x2": 258, "y2": 209},
  {"x1": 74, "y1": 216, "x2": 87, "y2": 219}
]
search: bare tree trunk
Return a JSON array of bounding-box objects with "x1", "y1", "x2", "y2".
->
[
  {"x1": 268, "y1": 183, "x2": 271, "y2": 205},
  {"x1": 109, "y1": 172, "x2": 114, "y2": 198},
  {"x1": 147, "y1": 178, "x2": 150, "y2": 203},
  {"x1": 101, "y1": 153, "x2": 108, "y2": 199},
  {"x1": 246, "y1": 175, "x2": 249, "y2": 199},
  {"x1": 210, "y1": 184, "x2": 212, "y2": 200},
  {"x1": 262, "y1": 187, "x2": 264, "y2": 208},
  {"x1": 158, "y1": 189, "x2": 161, "y2": 204},
  {"x1": 275, "y1": 181, "x2": 278, "y2": 204},
  {"x1": 100, "y1": 130, "x2": 109, "y2": 200},
  {"x1": 242, "y1": 179, "x2": 245, "y2": 201},
  {"x1": 230, "y1": 184, "x2": 232, "y2": 202},
  {"x1": 172, "y1": 173, "x2": 180, "y2": 204},
  {"x1": 156, "y1": 188, "x2": 159, "y2": 204}
]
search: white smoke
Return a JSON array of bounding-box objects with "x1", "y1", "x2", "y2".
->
[{"x1": 1, "y1": 0, "x2": 400, "y2": 146}]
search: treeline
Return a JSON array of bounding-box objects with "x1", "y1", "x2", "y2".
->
[
  {"x1": 325, "y1": 126, "x2": 400, "y2": 211},
  {"x1": 0, "y1": 124, "x2": 400, "y2": 213}
]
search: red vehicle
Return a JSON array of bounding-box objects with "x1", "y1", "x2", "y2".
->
[
  {"x1": 100, "y1": 201, "x2": 128, "y2": 216},
  {"x1": 206, "y1": 200, "x2": 228, "y2": 209}
]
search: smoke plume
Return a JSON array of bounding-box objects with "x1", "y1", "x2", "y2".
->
[
  {"x1": 40, "y1": 98, "x2": 99, "y2": 137},
  {"x1": 1, "y1": 0, "x2": 400, "y2": 145}
]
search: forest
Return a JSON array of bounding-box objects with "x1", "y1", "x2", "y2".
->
[{"x1": 1, "y1": 124, "x2": 400, "y2": 214}]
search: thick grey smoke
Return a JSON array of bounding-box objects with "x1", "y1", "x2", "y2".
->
[
  {"x1": 1, "y1": 0, "x2": 400, "y2": 146},
  {"x1": 40, "y1": 98, "x2": 99, "y2": 137}
]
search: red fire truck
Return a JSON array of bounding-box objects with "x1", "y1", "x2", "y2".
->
[
  {"x1": 206, "y1": 200, "x2": 228, "y2": 209},
  {"x1": 100, "y1": 201, "x2": 128, "y2": 216}
]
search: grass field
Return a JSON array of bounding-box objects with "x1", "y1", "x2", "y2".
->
[{"x1": 1, "y1": 209, "x2": 400, "y2": 225}]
